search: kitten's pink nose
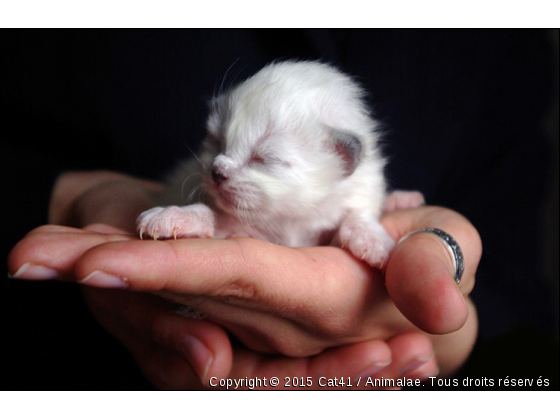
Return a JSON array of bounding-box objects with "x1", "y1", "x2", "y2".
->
[{"x1": 211, "y1": 168, "x2": 228, "y2": 185}]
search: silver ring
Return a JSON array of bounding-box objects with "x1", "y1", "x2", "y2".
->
[{"x1": 399, "y1": 228, "x2": 465, "y2": 285}]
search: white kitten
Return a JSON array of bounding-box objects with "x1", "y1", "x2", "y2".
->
[{"x1": 137, "y1": 61, "x2": 423, "y2": 265}]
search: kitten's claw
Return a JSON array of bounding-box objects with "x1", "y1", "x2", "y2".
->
[
  {"x1": 136, "y1": 205, "x2": 215, "y2": 240},
  {"x1": 379, "y1": 257, "x2": 387, "y2": 271}
]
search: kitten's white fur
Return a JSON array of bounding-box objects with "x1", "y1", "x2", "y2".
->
[{"x1": 137, "y1": 61, "x2": 423, "y2": 265}]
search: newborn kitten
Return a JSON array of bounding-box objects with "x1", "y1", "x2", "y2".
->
[{"x1": 137, "y1": 61, "x2": 423, "y2": 265}]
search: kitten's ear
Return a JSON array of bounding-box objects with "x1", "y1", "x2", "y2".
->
[{"x1": 330, "y1": 129, "x2": 363, "y2": 176}]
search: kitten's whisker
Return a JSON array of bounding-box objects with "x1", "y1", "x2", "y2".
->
[
  {"x1": 258, "y1": 209, "x2": 282, "y2": 243},
  {"x1": 181, "y1": 172, "x2": 203, "y2": 203},
  {"x1": 237, "y1": 203, "x2": 260, "y2": 241},
  {"x1": 186, "y1": 184, "x2": 202, "y2": 204},
  {"x1": 186, "y1": 146, "x2": 203, "y2": 165},
  {"x1": 218, "y1": 58, "x2": 241, "y2": 97}
]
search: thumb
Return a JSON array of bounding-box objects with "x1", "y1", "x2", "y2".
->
[
  {"x1": 385, "y1": 230, "x2": 468, "y2": 334},
  {"x1": 382, "y1": 207, "x2": 481, "y2": 334}
]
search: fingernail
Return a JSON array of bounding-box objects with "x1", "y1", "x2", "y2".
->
[
  {"x1": 407, "y1": 365, "x2": 440, "y2": 382},
  {"x1": 79, "y1": 270, "x2": 128, "y2": 288},
  {"x1": 9, "y1": 263, "x2": 59, "y2": 280},
  {"x1": 399, "y1": 354, "x2": 434, "y2": 376},
  {"x1": 180, "y1": 335, "x2": 213, "y2": 382},
  {"x1": 357, "y1": 361, "x2": 392, "y2": 379}
]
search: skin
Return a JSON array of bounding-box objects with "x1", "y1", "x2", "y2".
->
[{"x1": 8, "y1": 171, "x2": 480, "y2": 390}]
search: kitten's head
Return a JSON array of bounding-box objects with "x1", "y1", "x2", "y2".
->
[{"x1": 198, "y1": 61, "x2": 378, "y2": 221}]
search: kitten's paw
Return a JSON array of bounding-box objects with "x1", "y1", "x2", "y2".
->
[
  {"x1": 339, "y1": 220, "x2": 395, "y2": 267},
  {"x1": 136, "y1": 204, "x2": 215, "y2": 240},
  {"x1": 383, "y1": 190, "x2": 425, "y2": 213}
]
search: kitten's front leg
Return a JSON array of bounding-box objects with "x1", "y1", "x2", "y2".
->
[
  {"x1": 136, "y1": 204, "x2": 215, "y2": 240},
  {"x1": 338, "y1": 191, "x2": 424, "y2": 266},
  {"x1": 337, "y1": 210, "x2": 395, "y2": 267}
]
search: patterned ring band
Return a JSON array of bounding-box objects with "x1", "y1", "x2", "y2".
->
[
  {"x1": 398, "y1": 228, "x2": 465, "y2": 285},
  {"x1": 172, "y1": 305, "x2": 206, "y2": 319}
]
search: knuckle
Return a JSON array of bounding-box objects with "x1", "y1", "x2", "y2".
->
[{"x1": 213, "y1": 279, "x2": 256, "y2": 300}]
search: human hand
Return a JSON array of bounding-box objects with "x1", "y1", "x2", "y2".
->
[
  {"x1": 8, "y1": 223, "x2": 440, "y2": 389},
  {"x1": 82, "y1": 278, "x2": 439, "y2": 390},
  {"x1": 7, "y1": 170, "x2": 482, "y2": 388}
]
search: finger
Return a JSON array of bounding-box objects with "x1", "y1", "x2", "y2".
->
[
  {"x1": 404, "y1": 358, "x2": 439, "y2": 382},
  {"x1": 308, "y1": 339, "x2": 392, "y2": 383},
  {"x1": 221, "y1": 339, "x2": 392, "y2": 390},
  {"x1": 82, "y1": 288, "x2": 233, "y2": 386},
  {"x1": 370, "y1": 332, "x2": 439, "y2": 384},
  {"x1": 383, "y1": 206, "x2": 482, "y2": 295},
  {"x1": 136, "y1": 345, "x2": 204, "y2": 390},
  {"x1": 165, "y1": 297, "x2": 329, "y2": 356},
  {"x1": 149, "y1": 311, "x2": 233, "y2": 383},
  {"x1": 382, "y1": 207, "x2": 482, "y2": 333},
  {"x1": 386, "y1": 233, "x2": 469, "y2": 333},
  {"x1": 7, "y1": 225, "x2": 133, "y2": 280},
  {"x1": 81, "y1": 288, "x2": 200, "y2": 389},
  {"x1": 84, "y1": 223, "x2": 131, "y2": 235},
  {"x1": 107, "y1": 325, "x2": 204, "y2": 390},
  {"x1": 75, "y1": 237, "x2": 375, "y2": 315}
]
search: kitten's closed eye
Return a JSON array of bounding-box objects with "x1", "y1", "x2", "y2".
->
[
  {"x1": 249, "y1": 154, "x2": 266, "y2": 165},
  {"x1": 248, "y1": 153, "x2": 290, "y2": 168}
]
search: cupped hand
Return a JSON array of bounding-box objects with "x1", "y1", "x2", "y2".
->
[
  {"x1": 7, "y1": 171, "x2": 480, "y2": 388},
  {"x1": 7, "y1": 223, "x2": 441, "y2": 389},
  {"x1": 82, "y1": 282, "x2": 438, "y2": 390}
]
